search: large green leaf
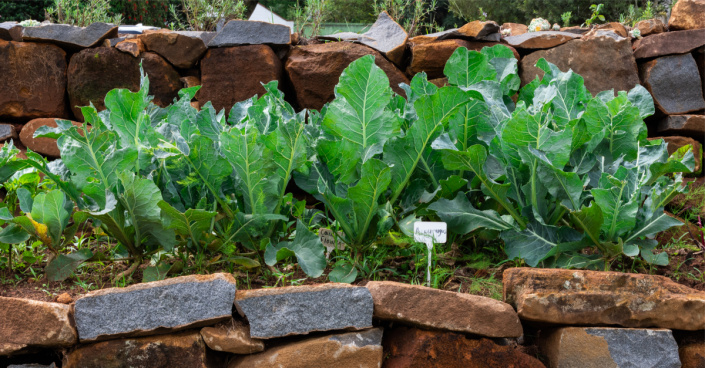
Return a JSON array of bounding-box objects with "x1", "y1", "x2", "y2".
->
[
  {"x1": 444, "y1": 47, "x2": 496, "y2": 88},
  {"x1": 30, "y1": 190, "x2": 71, "y2": 246},
  {"x1": 318, "y1": 55, "x2": 399, "y2": 184},
  {"x1": 158, "y1": 200, "x2": 217, "y2": 246},
  {"x1": 0, "y1": 224, "x2": 30, "y2": 244},
  {"x1": 583, "y1": 92, "x2": 644, "y2": 161},
  {"x1": 501, "y1": 222, "x2": 560, "y2": 267},
  {"x1": 45, "y1": 248, "x2": 93, "y2": 282},
  {"x1": 570, "y1": 202, "x2": 604, "y2": 248},
  {"x1": 347, "y1": 159, "x2": 391, "y2": 244},
  {"x1": 429, "y1": 193, "x2": 513, "y2": 234},
  {"x1": 265, "y1": 220, "x2": 326, "y2": 277},
  {"x1": 591, "y1": 173, "x2": 639, "y2": 240},
  {"x1": 625, "y1": 208, "x2": 682, "y2": 244}
]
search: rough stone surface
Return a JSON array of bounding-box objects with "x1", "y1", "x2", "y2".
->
[
  {"x1": 200, "y1": 319, "x2": 264, "y2": 354},
  {"x1": 199, "y1": 45, "x2": 281, "y2": 114},
  {"x1": 63, "y1": 331, "x2": 224, "y2": 368},
  {"x1": 141, "y1": 30, "x2": 215, "y2": 69},
  {"x1": 679, "y1": 341, "x2": 705, "y2": 368},
  {"x1": 114, "y1": 38, "x2": 144, "y2": 57},
  {"x1": 503, "y1": 31, "x2": 580, "y2": 50},
  {"x1": 457, "y1": 20, "x2": 501, "y2": 39},
  {"x1": 74, "y1": 273, "x2": 236, "y2": 342},
  {"x1": 22, "y1": 22, "x2": 117, "y2": 50},
  {"x1": 0, "y1": 123, "x2": 17, "y2": 142},
  {"x1": 19, "y1": 118, "x2": 81, "y2": 158},
  {"x1": 383, "y1": 326, "x2": 545, "y2": 368},
  {"x1": 501, "y1": 23, "x2": 528, "y2": 36},
  {"x1": 408, "y1": 39, "x2": 518, "y2": 79},
  {"x1": 366, "y1": 281, "x2": 522, "y2": 338},
  {"x1": 68, "y1": 47, "x2": 181, "y2": 121},
  {"x1": 520, "y1": 37, "x2": 640, "y2": 96},
  {"x1": 285, "y1": 42, "x2": 409, "y2": 110},
  {"x1": 639, "y1": 53, "x2": 705, "y2": 115},
  {"x1": 594, "y1": 22, "x2": 628, "y2": 38},
  {"x1": 696, "y1": 47, "x2": 705, "y2": 99},
  {"x1": 540, "y1": 327, "x2": 681, "y2": 368},
  {"x1": 655, "y1": 115, "x2": 705, "y2": 138},
  {"x1": 228, "y1": 328, "x2": 383, "y2": 368},
  {"x1": 503, "y1": 268, "x2": 705, "y2": 330},
  {"x1": 669, "y1": 0, "x2": 705, "y2": 31},
  {"x1": 320, "y1": 11, "x2": 407, "y2": 66},
  {"x1": 0, "y1": 296, "x2": 77, "y2": 355},
  {"x1": 235, "y1": 284, "x2": 373, "y2": 339},
  {"x1": 208, "y1": 20, "x2": 290, "y2": 47},
  {"x1": 56, "y1": 293, "x2": 73, "y2": 304},
  {"x1": 0, "y1": 41, "x2": 68, "y2": 120},
  {"x1": 633, "y1": 29, "x2": 705, "y2": 59},
  {"x1": 0, "y1": 22, "x2": 22, "y2": 41},
  {"x1": 635, "y1": 19, "x2": 666, "y2": 37},
  {"x1": 582, "y1": 29, "x2": 626, "y2": 41},
  {"x1": 651, "y1": 136, "x2": 703, "y2": 175},
  {"x1": 560, "y1": 26, "x2": 590, "y2": 34}
]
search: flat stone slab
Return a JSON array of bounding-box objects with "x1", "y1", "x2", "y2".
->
[
  {"x1": 639, "y1": 53, "x2": 705, "y2": 115},
  {"x1": 541, "y1": 327, "x2": 681, "y2": 368},
  {"x1": 22, "y1": 22, "x2": 118, "y2": 50},
  {"x1": 655, "y1": 115, "x2": 705, "y2": 138},
  {"x1": 320, "y1": 11, "x2": 407, "y2": 65},
  {"x1": 503, "y1": 268, "x2": 705, "y2": 330},
  {"x1": 63, "y1": 331, "x2": 223, "y2": 368},
  {"x1": 228, "y1": 328, "x2": 383, "y2": 368},
  {"x1": 200, "y1": 319, "x2": 264, "y2": 354},
  {"x1": 0, "y1": 297, "x2": 77, "y2": 355},
  {"x1": 74, "y1": 273, "x2": 237, "y2": 342},
  {"x1": 366, "y1": 281, "x2": 522, "y2": 338},
  {"x1": 408, "y1": 21, "x2": 499, "y2": 44},
  {"x1": 503, "y1": 31, "x2": 580, "y2": 49},
  {"x1": 208, "y1": 20, "x2": 290, "y2": 47},
  {"x1": 235, "y1": 284, "x2": 373, "y2": 339},
  {"x1": 0, "y1": 22, "x2": 22, "y2": 41},
  {"x1": 633, "y1": 29, "x2": 705, "y2": 59}
]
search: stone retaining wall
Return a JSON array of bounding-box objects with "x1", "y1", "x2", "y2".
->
[
  {"x1": 1, "y1": 268, "x2": 704, "y2": 367},
  {"x1": 0, "y1": 2, "x2": 703, "y2": 177}
]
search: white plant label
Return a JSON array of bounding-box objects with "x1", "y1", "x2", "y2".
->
[
  {"x1": 414, "y1": 221, "x2": 447, "y2": 287},
  {"x1": 319, "y1": 228, "x2": 345, "y2": 259}
]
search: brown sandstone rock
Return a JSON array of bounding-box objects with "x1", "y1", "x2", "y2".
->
[
  {"x1": 0, "y1": 22, "x2": 23, "y2": 42},
  {"x1": 503, "y1": 31, "x2": 580, "y2": 50},
  {"x1": 503, "y1": 268, "x2": 705, "y2": 330},
  {"x1": 67, "y1": 47, "x2": 181, "y2": 121},
  {"x1": 0, "y1": 296, "x2": 77, "y2": 356},
  {"x1": 560, "y1": 26, "x2": 590, "y2": 35},
  {"x1": 114, "y1": 38, "x2": 144, "y2": 57},
  {"x1": 0, "y1": 41, "x2": 68, "y2": 120},
  {"x1": 200, "y1": 45, "x2": 281, "y2": 114},
  {"x1": 408, "y1": 39, "x2": 519, "y2": 79},
  {"x1": 595, "y1": 22, "x2": 628, "y2": 38},
  {"x1": 669, "y1": 0, "x2": 705, "y2": 31},
  {"x1": 56, "y1": 293, "x2": 74, "y2": 304},
  {"x1": 679, "y1": 341, "x2": 705, "y2": 368},
  {"x1": 520, "y1": 37, "x2": 640, "y2": 96},
  {"x1": 383, "y1": 326, "x2": 545, "y2": 368},
  {"x1": 633, "y1": 29, "x2": 705, "y2": 59},
  {"x1": 635, "y1": 19, "x2": 666, "y2": 37},
  {"x1": 141, "y1": 30, "x2": 214, "y2": 69},
  {"x1": 63, "y1": 331, "x2": 223, "y2": 368},
  {"x1": 457, "y1": 20, "x2": 501, "y2": 39},
  {"x1": 19, "y1": 118, "x2": 82, "y2": 158},
  {"x1": 639, "y1": 53, "x2": 705, "y2": 115},
  {"x1": 285, "y1": 42, "x2": 408, "y2": 110},
  {"x1": 200, "y1": 319, "x2": 264, "y2": 354},
  {"x1": 501, "y1": 23, "x2": 528, "y2": 36},
  {"x1": 655, "y1": 115, "x2": 705, "y2": 137},
  {"x1": 540, "y1": 327, "x2": 681, "y2": 368},
  {"x1": 650, "y1": 136, "x2": 703, "y2": 175},
  {"x1": 228, "y1": 328, "x2": 383, "y2": 368},
  {"x1": 366, "y1": 281, "x2": 522, "y2": 338}
]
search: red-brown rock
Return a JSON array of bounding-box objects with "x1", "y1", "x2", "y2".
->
[
  {"x1": 668, "y1": 0, "x2": 705, "y2": 31},
  {"x1": 19, "y1": 118, "x2": 82, "y2": 158},
  {"x1": 200, "y1": 45, "x2": 281, "y2": 114},
  {"x1": 655, "y1": 115, "x2": 705, "y2": 138},
  {"x1": 63, "y1": 331, "x2": 224, "y2": 368},
  {"x1": 502, "y1": 31, "x2": 580, "y2": 50},
  {"x1": 114, "y1": 38, "x2": 145, "y2": 57},
  {"x1": 140, "y1": 30, "x2": 214, "y2": 69},
  {"x1": 457, "y1": 20, "x2": 500, "y2": 39},
  {"x1": 679, "y1": 341, "x2": 705, "y2": 368},
  {"x1": 366, "y1": 281, "x2": 522, "y2": 338},
  {"x1": 503, "y1": 268, "x2": 705, "y2": 330},
  {"x1": 633, "y1": 29, "x2": 705, "y2": 59},
  {"x1": 285, "y1": 42, "x2": 408, "y2": 111},
  {"x1": 0, "y1": 41, "x2": 68, "y2": 120},
  {"x1": 520, "y1": 37, "x2": 640, "y2": 96},
  {"x1": 408, "y1": 39, "x2": 519, "y2": 79},
  {"x1": 200, "y1": 319, "x2": 264, "y2": 355},
  {"x1": 501, "y1": 23, "x2": 528, "y2": 36},
  {"x1": 634, "y1": 19, "x2": 666, "y2": 37},
  {"x1": 0, "y1": 296, "x2": 77, "y2": 356},
  {"x1": 594, "y1": 22, "x2": 628, "y2": 38},
  {"x1": 383, "y1": 326, "x2": 545, "y2": 368},
  {"x1": 67, "y1": 47, "x2": 181, "y2": 121}
]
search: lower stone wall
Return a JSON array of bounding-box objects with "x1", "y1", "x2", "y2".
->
[{"x1": 1, "y1": 268, "x2": 703, "y2": 367}]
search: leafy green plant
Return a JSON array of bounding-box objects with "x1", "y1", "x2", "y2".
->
[
  {"x1": 374, "y1": 0, "x2": 440, "y2": 36},
  {"x1": 294, "y1": 0, "x2": 330, "y2": 37},
  {"x1": 45, "y1": 0, "x2": 122, "y2": 26},
  {"x1": 584, "y1": 3, "x2": 605, "y2": 27},
  {"x1": 561, "y1": 11, "x2": 572, "y2": 26},
  {"x1": 169, "y1": 0, "x2": 245, "y2": 31}
]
